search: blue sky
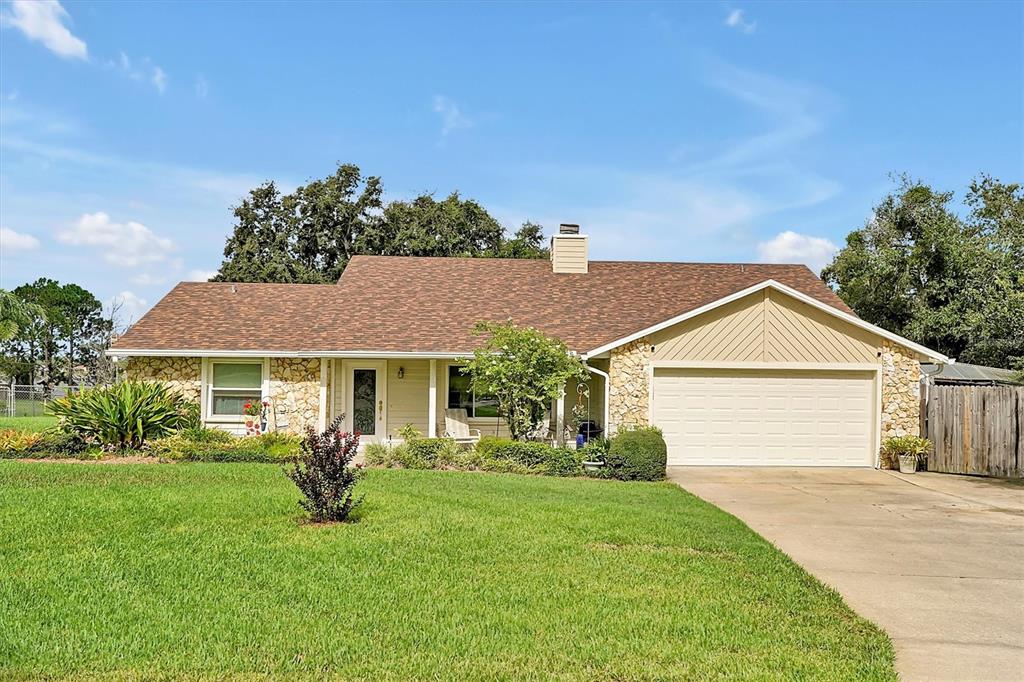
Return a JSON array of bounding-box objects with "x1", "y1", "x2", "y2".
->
[{"x1": 1, "y1": 1, "x2": 1021, "y2": 323}]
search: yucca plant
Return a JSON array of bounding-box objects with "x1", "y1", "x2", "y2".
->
[{"x1": 48, "y1": 382, "x2": 188, "y2": 449}]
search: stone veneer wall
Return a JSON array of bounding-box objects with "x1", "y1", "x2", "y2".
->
[
  {"x1": 880, "y1": 339, "x2": 921, "y2": 440},
  {"x1": 268, "y1": 357, "x2": 321, "y2": 435},
  {"x1": 607, "y1": 338, "x2": 651, "y2": 432},
  {"x1": 122, "y1": 356, "x2": 201, "y2": 403}
]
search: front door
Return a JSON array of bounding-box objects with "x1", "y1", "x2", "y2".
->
[{"x1": 345, "y1": 361, "x2": 387, "y2": 444}]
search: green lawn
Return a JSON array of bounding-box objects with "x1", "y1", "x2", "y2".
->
[
  {"x1": 0, "y1": 463, "x2": 895, "y2": 680},
  {"x1": 0, "y1": 415, "x2": 57, "y2": 432}
]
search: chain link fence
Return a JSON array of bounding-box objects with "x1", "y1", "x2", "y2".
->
[{"x1": 0, "y1": 384, "x2": 91, "y2": 418}]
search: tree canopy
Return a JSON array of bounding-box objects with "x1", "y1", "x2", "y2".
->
[
  {"x1": 0, "y1": 279, "x2": 113, "y2": 386},
  {"x1": 822, "y1": 175, "x2": 1023, "y2": 370},
  {"x1": 462, "y1": 321, "x2": 589, "y2": 441},
  {"x1": 214, "y1": 163, "x2": 548, "y2": 283}
]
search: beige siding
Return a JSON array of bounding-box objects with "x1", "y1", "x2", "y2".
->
[
  {"x1": 650, "y1": 292, "x2": 765, "y2": 362},
  {"x1": 764, "y1": 290, "x2": 878, "y2": 363},
  {"x1": 550, "y1": 235, "x2": 588, "y2": 274},
  {"x1": 385, "y1": 359, "x2": 430, "y2": 437},
  {"x1": 649, "y1": 289, "x2": 882, "y2": 364}
]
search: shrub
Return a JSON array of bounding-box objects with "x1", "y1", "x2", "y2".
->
[
  {"x1": 179, "y1": 401, "x2": 202, "y2": 431},
  {"x1": 285, "y1": 416, "x2": 363, "y2": 523},
  {"x1": 0, "y1": 428, "x2": 90, "y2": 459},
  {"x1": 408, "y1": 438, "x2": 462, "y2": 467},
  {"x1": 880, "y1": 435, "x2": 932, "y2": 469},
  {"x1": 398, "y1": 423, "x2": 423, "y2": 441},
  {"x1": 475, "y1": 437, "x2": 582, "y2": 477},
  {"x1": 541, "y1": 447, "x2": 584, "y2": 477},
  {"x1": 602, "y1": 427, "x2": 667, "y2": 481},
  {"x1": 150, "y1": 431, "x2": 301, "y2": 463},
  {"x1": 48, "y1": 381, "x2": 188, "y2": 449},
  {"x1": 0, "y1": 429, "x2": 45, "y2": 456},
  {"x1": 363, "y1": 442, "x2": 392, "y2": 467},
  {"x1": 476, "y1": 435, "x2": 508, "y2": 460}
]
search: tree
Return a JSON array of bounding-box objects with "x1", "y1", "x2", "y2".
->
[
  {"x1": 822, "y1": 175, "x2": 1024, "y2": 370},
  {"x1": 213, "y1": 163, "x2": 547, "y2": 283},
  {"x1": 0, "y1": 280, "x2": 111, "y2": 386},
  {"x1": 364, "y1": 192, "x2": 504, "y2": 258},
  {"x1": 462, "y1": 321, "x2": 589, "y2": 440},
  {"x1": 496, "y1": 221, "x2": 549, "y2": 259},
  {"x1": 0, "y1": 289, "x2": 43, "y2": 342}
]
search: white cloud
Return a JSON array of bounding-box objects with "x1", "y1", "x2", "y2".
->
[
  {"x1": 57, "y1": 212, "x2": 176, "y2": 267},
  {"x1": 725, "y1": 8, "x2": 757, "y2": 34},
  {"x1": 130, "y1": 272, "x2": 167, "y2": 286},
  {"x1": 1, "y1": 0, "x2": 87, "y2": 60},
  {"x1": 108, "y1": 291, "x2": 149, "y2": 324},
  {"x1": 432, "y1": 95, "x2": 473, "y2": 137},
  {"x1": 186, "y1": 269, "x2": 217, "y2": 282},
  {"x1": 109, "y1": 51, "x2": 167, "y2": 93},
  {"x1": 757, "y1": 230, "x2": 838, "y2": 273},
  {"x1": 195, "y1": 75, "x2": 209, "y2": 99},
  {"x1": 151, "y1": 66, "x2": 167, "y2": 94},
  {"x1": 0, "y1": 226, "x2": 41, "y2": 252}
]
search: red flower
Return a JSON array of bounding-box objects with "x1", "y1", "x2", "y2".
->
[{"x1": 244, "y1": 402, "x2": 252, "y2": 409}]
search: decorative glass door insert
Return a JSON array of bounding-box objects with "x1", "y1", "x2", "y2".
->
[{"x1": 352, "y1": 368, "x2": 377, "y2": 435}]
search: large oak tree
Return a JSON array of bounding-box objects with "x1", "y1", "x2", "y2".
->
[
  {"x1": 822, "y1": 175, "x2": 1023, "y2": 370},
  {"x1": 214, "y1": 163, "x2": 547, "y2": 284}
]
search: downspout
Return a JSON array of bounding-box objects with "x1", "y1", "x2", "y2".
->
[{"x1": 583, "y1": 360, "x2": 611, "y2": 438}]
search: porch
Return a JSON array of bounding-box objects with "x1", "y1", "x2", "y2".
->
[{"x1": 325, "y1": 357, "x2": 607, "y2": 446}]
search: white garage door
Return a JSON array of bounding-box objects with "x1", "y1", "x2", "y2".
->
[{"x1": 652, "y1": 368, "x2": 875, "y2": 466}]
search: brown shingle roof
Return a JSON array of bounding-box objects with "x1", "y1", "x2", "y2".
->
[{"x1": 111, "y1": 256, "x2": 854, "y2": 355}]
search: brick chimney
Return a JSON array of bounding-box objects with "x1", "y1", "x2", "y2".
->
[{"x1": 550, "y1": 224, "x2": 588, "y2": 274}]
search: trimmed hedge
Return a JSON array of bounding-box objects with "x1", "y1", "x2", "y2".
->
[
  {"x1": 364, "y1": 438, "x2": 465, "y2": 470},
  {"x1": 601, "y1": 427, "x2": 667, "y2": 481},
  {"x1": 472, "y1": 437, "x2": 583, "y2": 477},
  {"x1": 149, "y1": 430, "x2": 301, "y2": 462},
  {"x1": 368, "y1": 436, "x2": 584, "y2": 477}
]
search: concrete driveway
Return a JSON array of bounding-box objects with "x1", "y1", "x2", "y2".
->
[{"x1": 668, "y1": 467, "x2": 1024, "y2": 681}]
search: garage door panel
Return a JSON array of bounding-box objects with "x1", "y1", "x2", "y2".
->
[{"x1": 653, "y1": 368, "x2": 874, "y2": 466}]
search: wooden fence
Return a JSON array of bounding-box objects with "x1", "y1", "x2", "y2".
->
[{"x1": 921, "y1": 384, "x2": 1023, "y2": 478}]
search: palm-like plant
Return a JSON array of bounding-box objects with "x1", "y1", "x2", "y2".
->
[
  {"x1": 48, "y1": 382, "x2": 188, "y2": 449},
  {"x1": 0, "y1": 289, "x2": 45, "y2": 342}
]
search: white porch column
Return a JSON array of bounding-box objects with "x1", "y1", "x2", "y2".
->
[
  {"x1": 428, "y1": 359, "x2": 438, "y2": 438},
  {"x1": 555, "y1": 384, "x2": 566, "y2": 446},
  {"x1": 317, "y1": 357, "x2": 328, "y2": 432}
]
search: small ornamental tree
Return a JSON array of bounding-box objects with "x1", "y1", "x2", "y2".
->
[
  {"x1": 463, "y1": 321, "x2": 589, "y2": 440},
  {"x1": 286, "y1": 416, "x2": 363, "y2": 522}
]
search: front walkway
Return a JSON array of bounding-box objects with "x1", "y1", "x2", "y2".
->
[{"x1": 668, "y1": 467, "x2": 1024, "y2": 682}]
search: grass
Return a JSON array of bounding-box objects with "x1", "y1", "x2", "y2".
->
[
  {"x1": 0, "y1": 463, "x2": 896, "y2": 680},
  {"x1": 0, "y1": 415, "x2": 57, "y2": 432}
]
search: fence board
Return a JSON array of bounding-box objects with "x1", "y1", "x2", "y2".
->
[{"x1": 923, "y1": 384, "x2": 1022, "y2": 478}]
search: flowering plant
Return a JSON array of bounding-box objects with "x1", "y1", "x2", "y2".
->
[{"x1": 243, "y1": 400, "x2": 267, "y2": 419}]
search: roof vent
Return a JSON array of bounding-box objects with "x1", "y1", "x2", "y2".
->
[{"x1": 551, "y1": 224, "x2": 588, "y2": 274}]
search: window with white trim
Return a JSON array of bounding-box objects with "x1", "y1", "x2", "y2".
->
[
  {"x1": 447, "y1": 365, "x2": 499, "y2": 418},
  {"x1": 209, "y1": 361, "x2": 263, "y2": 417}
]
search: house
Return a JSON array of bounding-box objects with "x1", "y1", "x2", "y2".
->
[{"x1": 108, "y1": 225, "x2": 949, "y2": 467}]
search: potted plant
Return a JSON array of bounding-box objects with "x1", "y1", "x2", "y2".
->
[
  {"x1": 243, "y1": 400, "x2": 268, "y2": 435},
  {"x1": 881, "y1": 435, "x2": 932, "y2": 474},
  {"x1": 579, "y1": 437, "x2": 609, "y2": 473}
]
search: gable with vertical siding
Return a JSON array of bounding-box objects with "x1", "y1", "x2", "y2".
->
[{"x1": 649, "y1": 289, "x2": 881, "y2": 364}]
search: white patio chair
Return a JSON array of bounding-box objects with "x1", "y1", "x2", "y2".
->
[{"x1": 444, "y1": 408, "x2": 482, "y2": 445}]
